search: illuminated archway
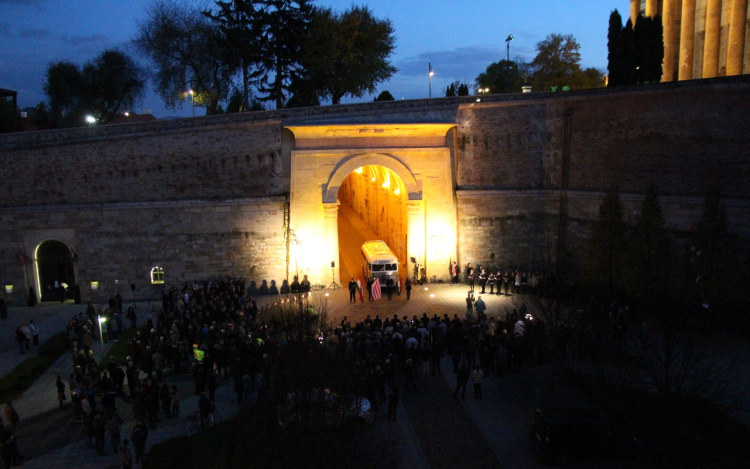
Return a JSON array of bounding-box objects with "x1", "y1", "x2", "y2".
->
[
  {"x1": 323, "y1": 153, "x2": 421, "y2": 204},
  {"x1": 35, "y1": 240, "x2": 75, "y2": 302},
  {"x1": 336, "y1": 165, "x2": 409, "y2": 282}
]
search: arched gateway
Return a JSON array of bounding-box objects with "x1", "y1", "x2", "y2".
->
[{"x1": 286, "y1": 124, "x2": 457, "y2": 286}]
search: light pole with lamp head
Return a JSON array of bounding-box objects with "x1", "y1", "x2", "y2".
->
[
  {"x1": 428, "y1": 63, "x2": 434, "y2": 98},
  {"x1": 97, "y1": 316, "x2": 106, "y2": 349},
  {"x1": 505, "y1": 34, "x2": 514, "y2": 62},
  {"x1": 188, "y1": 89, "x2": 195, "y2": 117}
]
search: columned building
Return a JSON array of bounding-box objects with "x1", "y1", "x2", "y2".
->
[{"x1": 630, "y1": 0, "x2": 750, "y2": 81}]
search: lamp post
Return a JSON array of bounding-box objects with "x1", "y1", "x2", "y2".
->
[
  {"x1": 428, "y1": 63, "x2": 434, "y2": 98},
  {"x1": 188, "y1": 89, "x2": 195, "y2": 117},
  {"x1": 85, "y1": 115, "x2": 96, "y2": 126},
  {"x1": 97, "y1": 316, "x2": 106, "y2": 349},
  {"x1": 505, "y1": 34, "x2": 514, "y2": 61}
]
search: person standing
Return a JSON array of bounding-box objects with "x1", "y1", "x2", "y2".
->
[
  {"x1": 453, "y1": 360, "x2": 470, "y2": 400},
  {"x1": 120, "y1": 439, "x2": 133, "y2": 469},
  {"x1": 405, "y1": 278, "x2": 412, "y2": 300},
  {"x1": 348, "y1": 278, "x2": 357, "y2": 303},
  {"x1": 465, "y1": 263, "x2": 473, "y2": 284},
  {"x1": 387, "y1": 386, "x2": 399, "y2": 421},
  {"x1": 170, "y1": 385, "x2": 181, "y2": 418},
  {"x1": 465, "y1": 294, "x2": 475, "y2": 321},
  {"x1": 28, "y1": 320, "x2": 40, "y2": 346},
  {"x1": 474, "y1": 296, "x2": 486, "y2": 322},
  {"x1": 56, "y1": 375, "x2": 67, "y2": 408},
  {"x1": 130, "y1": 420, "x2": 148, "y2": 465},
  {"x1": 471, "y1": 365, "x2": 484, "y2": 399},
  {"x1": 4, "y1": 401, "x2": 19, "y2": 435},
  {"x1": 488, "y1": 272, "x2": 496, "y2": 294},
  {"x1": 386, "y1": 277, "x2": 394, "y2": 300},
  {"x1": 20, "y1": 323, "x2": 31, "y2": 350},
  {"x1": 478, "y1": 270, "x2": 487, "y2": 294},
  {"x1": 109, "y1": 412, "x2": 122, "y2": 455},
  {"x1": 366, "y1": 277, "x2": 374, "y2": 301},
  {"x1": 15, "y1": 327, "x2": 26, "y2": 354}
]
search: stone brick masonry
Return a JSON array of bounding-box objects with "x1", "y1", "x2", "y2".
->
[{"x1": 1, "y1": 76, "x2": 749, "y2": 304}]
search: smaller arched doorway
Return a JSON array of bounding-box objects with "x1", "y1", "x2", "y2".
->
[{"x1": 35, "y1": 240, "x2": 75, "y2": 302}]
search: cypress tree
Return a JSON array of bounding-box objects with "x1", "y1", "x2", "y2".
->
[
  {"x1": 621, "y1": 18, "x2": 638, "y2": 85},
  {"x1": 586, "y1": 186, "x2": 626, "y2": 297},
  {"x1": 607, "y1": 9, "x2": 624, "y2": 86}
]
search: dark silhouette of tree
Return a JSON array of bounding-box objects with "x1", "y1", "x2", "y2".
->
[
  {"x1": 475, "y1": 59, "x2": 525, "y2": 94},
  {"x1": 625, "y1": 181, "x2": 672, "y2": 305},
  {"x1": 43, "y1": 49, "x2": 146, "y2": 127},
  {"x1": 302, "y1": 5, "x2": 396, "y2": 105},
  {"x1": 204, "y1": 0, "x2": 263, "y2": 111},
  {"x1": 253, "y1": 0, "x2": 314, "y2": 109},
  {"x1": 374, "y1": 90, "x2": 394, "y2": 101},
  {"x1": 609, "y1": 14, "x2": 664, "y2": 86},
  {"x1": 585, "y1": 186, "x2": 626, "y2": 298},
  {"x1": 634, "y1": 15, "x2": 664, "y2": 83},
  {"x1": 445, "y1": 83, "x2": 456, "y2": 97},
  {"x1": 607, "y1": 9, "x2": 626, "y2": 86},
  {"x1": 531, "y1": 33, "x2": 604, "y2": 91},
  {"x1": 134, "y1": 0, "x2": 232, "y2": 114}
]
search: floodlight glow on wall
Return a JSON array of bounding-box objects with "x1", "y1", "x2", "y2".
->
[
  {"x1": 4, "y1": 285, "x2": 13, "y2": 294},
  {"x1": 90, "y1": 281, "x2": 99, "y2": 291}
]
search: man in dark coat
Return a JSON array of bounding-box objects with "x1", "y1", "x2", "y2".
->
[{"x1": 348, "y1": 278, "x2": 357, "y2": 303}]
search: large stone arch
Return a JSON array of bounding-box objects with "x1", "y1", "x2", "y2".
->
[
  {"x1": 287, "y1": 124, "x2": 457, "y2": 287},
  {"x1": 322, "y1": 153, "x2": 422, "y2": 203}
]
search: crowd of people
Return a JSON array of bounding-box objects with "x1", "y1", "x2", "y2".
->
[{"x1": 1, "y1": 270, "x2": 555, "y2": 467}]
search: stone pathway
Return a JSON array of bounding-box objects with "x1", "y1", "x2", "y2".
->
[{"x1": 400, "y1": 373, "x2": 502, "y2": 469}]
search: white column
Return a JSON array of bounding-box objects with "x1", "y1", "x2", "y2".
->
[
  {"x1": 679, "y1": 0, "x2": 697, "y2": 80},
  {"x1": 662, "y1": 0, "x2": 678, "y2": 81},
  {"x1": 406, "y1": 200, "x2": 425, "y2": 279},
  {"x1": 727, "y1": 0, "x2": 748, "y2": 76},
  {"x1": 323, "y1": 202, "x2": 340, "y2": 287},
  {"x1": 703, "y1": 0, "x2": 722, "y2": 78}
]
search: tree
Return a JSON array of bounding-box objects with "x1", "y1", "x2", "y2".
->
[
  {"x1": 586, "y1": 186, "x2": 626, "y2": 298},
  {"x1": 634, "y1": 14, "x2": 664, "y2": 83},
  {"x1": 531, "y1": 33, "x2": 604, "y2": 91},
  {"x1": 475, "y1": 59, "x2": 525, "y2": 94},
  {"x1": 253, "y1": 0, "x2": 314, "y2": 109},
  {"x1": 301, "y1": 6, "x2": 396, "y2": 105},
  {"x1": 374, "y1": 90, "x2": 394, "y2": 101},
  {"x1": 204, "y1": 0, "x2": 263, "y2": 111},
  {"x1": 609, "y1": 14, "x2": 664, "y2": 86},
  {"x1": 607, "y1": 9, "x2": 626, "y2": 86},
  {"x1": 43, "y1": 49, "x2": 146, "y2": 127},
  {"x1": 625, "y1": 181, "x2": 671, "y2": 304},
  {"x1": 445, "y1": 83, "x2": 456, "y2": 97},
  {"x1": 134, "y1": 0, "x2": 233, "y2": 114}
]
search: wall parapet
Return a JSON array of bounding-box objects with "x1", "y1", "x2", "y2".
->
[{"x1": 0, "y1": 196, "x2": 287, "y2": 213}]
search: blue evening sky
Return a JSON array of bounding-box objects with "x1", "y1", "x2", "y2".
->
[{"x1": 0, "y1": 0, "x2": 630, "y2": 118}]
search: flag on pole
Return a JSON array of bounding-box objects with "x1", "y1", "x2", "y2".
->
[
  {"x1": 371, "y1": 278, "x2": 382, "y2": 300},
  {"x1": 357, "y1": 277, "x2": 365, "y2": 303}
]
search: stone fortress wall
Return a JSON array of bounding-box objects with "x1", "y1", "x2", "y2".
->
[{"x1": 1, "y1": 75, "x2": 749, "y2": 305}]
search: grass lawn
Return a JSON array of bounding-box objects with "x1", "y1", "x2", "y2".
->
[{"x1": 0, "y1": 332, "x2": 70, "y2": 403}]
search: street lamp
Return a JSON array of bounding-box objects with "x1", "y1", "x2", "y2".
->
[
  {"x1": 505, "y1": 34, "x2": 514, "y2": 62},
  {"x1": 97, "y1": 316, "x2": 106, "y2": 349},
  {"x1": 428, "y1": 63, "x2": 434, "y2": 98},
  {"x1": 85, "y1": 115, "x2": 96, "y2": 125},
  {"x1": 188, "y1": 89, "x2": 195, "y2": 117}
]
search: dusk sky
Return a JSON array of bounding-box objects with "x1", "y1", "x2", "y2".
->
[{"x1": 1, "y1": 0, "x2": 631, "y2": 118}]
